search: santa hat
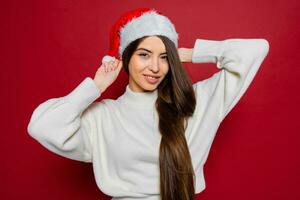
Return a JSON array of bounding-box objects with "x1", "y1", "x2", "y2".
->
[{"x1": 102, "y1": 7, "x2": 179, "y2": 63}]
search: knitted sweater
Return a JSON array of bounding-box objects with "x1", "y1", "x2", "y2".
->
[{"x1": 27, "y1": 38, "x2": 269, "y2": 199}]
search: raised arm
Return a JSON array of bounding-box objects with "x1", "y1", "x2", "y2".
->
[
  {"x1": 27, "y1": 55, "x2": 122, "y2": 162},
  {"x1": 191, "y1": 38, "x2": 269, "y2": 121},
  {"x1": 27, "y1": 77, "x2": 101, "y2": 163}
]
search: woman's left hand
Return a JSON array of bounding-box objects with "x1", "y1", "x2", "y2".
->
[{"x1": 178, "y1": 48, "x2": 193, "y2": 63}]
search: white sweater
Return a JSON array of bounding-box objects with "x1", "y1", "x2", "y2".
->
[{"x1": 27, "y1": 38, "x2": 269, "y2": 200}]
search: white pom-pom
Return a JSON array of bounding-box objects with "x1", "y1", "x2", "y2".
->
[{"x1": 102, "y1": 55, "x2": 116, "y2": 63}]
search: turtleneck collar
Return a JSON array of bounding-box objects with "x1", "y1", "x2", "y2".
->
[{"x1": 118, "y1": 84, "x2": 158, "y2": 108}]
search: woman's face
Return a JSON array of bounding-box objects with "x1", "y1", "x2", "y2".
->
[{"x1": 128, "y1": 36, "x2": 169, "y2": 92}]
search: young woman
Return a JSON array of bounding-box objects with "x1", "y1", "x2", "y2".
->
[{"x1": 27, "y1": 8, "x2": 269, "y2": 200}]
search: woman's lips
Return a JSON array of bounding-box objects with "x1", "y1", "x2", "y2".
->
[{"x1": 144, "y1": 75, "x2": 159, "y2": 84}]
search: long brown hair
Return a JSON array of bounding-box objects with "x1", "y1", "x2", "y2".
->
[{"x1": 122, "y1": 35, "x2": 196, "y2": 200}]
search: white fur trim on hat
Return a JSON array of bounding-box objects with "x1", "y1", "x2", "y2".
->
[{"x1": 118, "y1": 10, "x2": 179, "y2": 56}]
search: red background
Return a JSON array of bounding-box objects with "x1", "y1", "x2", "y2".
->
[{"x1": 1, "y1": 0, "x2": 299, "y2": 199}]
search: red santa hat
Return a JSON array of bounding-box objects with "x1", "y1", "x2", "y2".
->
[{"x1": 102, "y1": 7, "x2": 179, "y2": 63}]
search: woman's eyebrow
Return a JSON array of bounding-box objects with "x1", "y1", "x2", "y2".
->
[{"x1": 136, "y1": 48, "x2": 167, "y2": 55}]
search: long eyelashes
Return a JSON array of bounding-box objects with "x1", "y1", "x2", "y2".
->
[
  {"x1": 138, "y1": 53, "x2": 168, "y2": 59},
  {"x1": 138, "y1": 53, "x2": 148, "y2": 58}
]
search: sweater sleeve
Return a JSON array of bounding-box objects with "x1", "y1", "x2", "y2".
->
[
  {"x1": 27, "y1": 77, "x2": 101, "y2": 163},
  {"x1": 192, "y1": 38, "x2": 269, "y2": 121}
]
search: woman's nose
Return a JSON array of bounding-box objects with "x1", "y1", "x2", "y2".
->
[{"x1": 149, "y1": 58, "x2": 159, "y2": 72}]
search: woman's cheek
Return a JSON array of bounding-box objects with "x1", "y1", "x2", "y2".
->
[{"x1": 136, "y1": 59, "x2": 147, "y2": 68}]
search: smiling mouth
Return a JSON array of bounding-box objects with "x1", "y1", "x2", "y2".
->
[
  {"x1": 144, "y1": 75, "x2": 160, "y2": 84},
  {"x1": 144, "y1": 75, "x2": 160, "y2": 79}
]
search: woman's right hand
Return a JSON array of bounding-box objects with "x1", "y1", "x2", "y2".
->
[{"x1": 93, "y1": 57, "x2": 123, "y2": 93}]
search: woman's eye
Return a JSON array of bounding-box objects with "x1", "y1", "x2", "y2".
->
[
  {"x1": 139, "y1": 53, "x2": 148, "y2": 57},
  {"x1": 138, "y1": 53, "x2": 167, "y2": 60}
]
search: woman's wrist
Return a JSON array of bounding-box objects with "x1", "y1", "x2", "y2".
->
[
  {"x1": 178, "y1": 48, "x2": 193, "y2": 62},
  {"x1": 93, "y1": 78, "x2": 106, "y2": 94}
]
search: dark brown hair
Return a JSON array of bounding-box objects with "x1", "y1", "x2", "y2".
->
[{"x1": 122, "y1": 35, "x2": 196, "y2": 200}]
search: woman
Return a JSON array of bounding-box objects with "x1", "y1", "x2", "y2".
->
[{"x1": 27, "y1": 8, "x2": 269, "y2": 200}]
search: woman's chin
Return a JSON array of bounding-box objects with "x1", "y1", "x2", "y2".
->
[{"x1": 141, "y1": 83, "x2": 158, "y2": 92}]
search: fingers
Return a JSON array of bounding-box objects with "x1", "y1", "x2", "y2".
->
[
  {"x1": 116, "y1": 59, "x2": 123, "y2": 72},
  {"x1": 103, "y1": 58, "x2": 122, "y2": 73}
]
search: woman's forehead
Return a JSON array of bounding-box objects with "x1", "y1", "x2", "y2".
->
[{"x1": 137, "y1": 36, "x2": 166, "y2": 53}]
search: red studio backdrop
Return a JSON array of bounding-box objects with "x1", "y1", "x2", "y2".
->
[{"x1": 1, "y1": 0, "x2": 299, "y2": 199}]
